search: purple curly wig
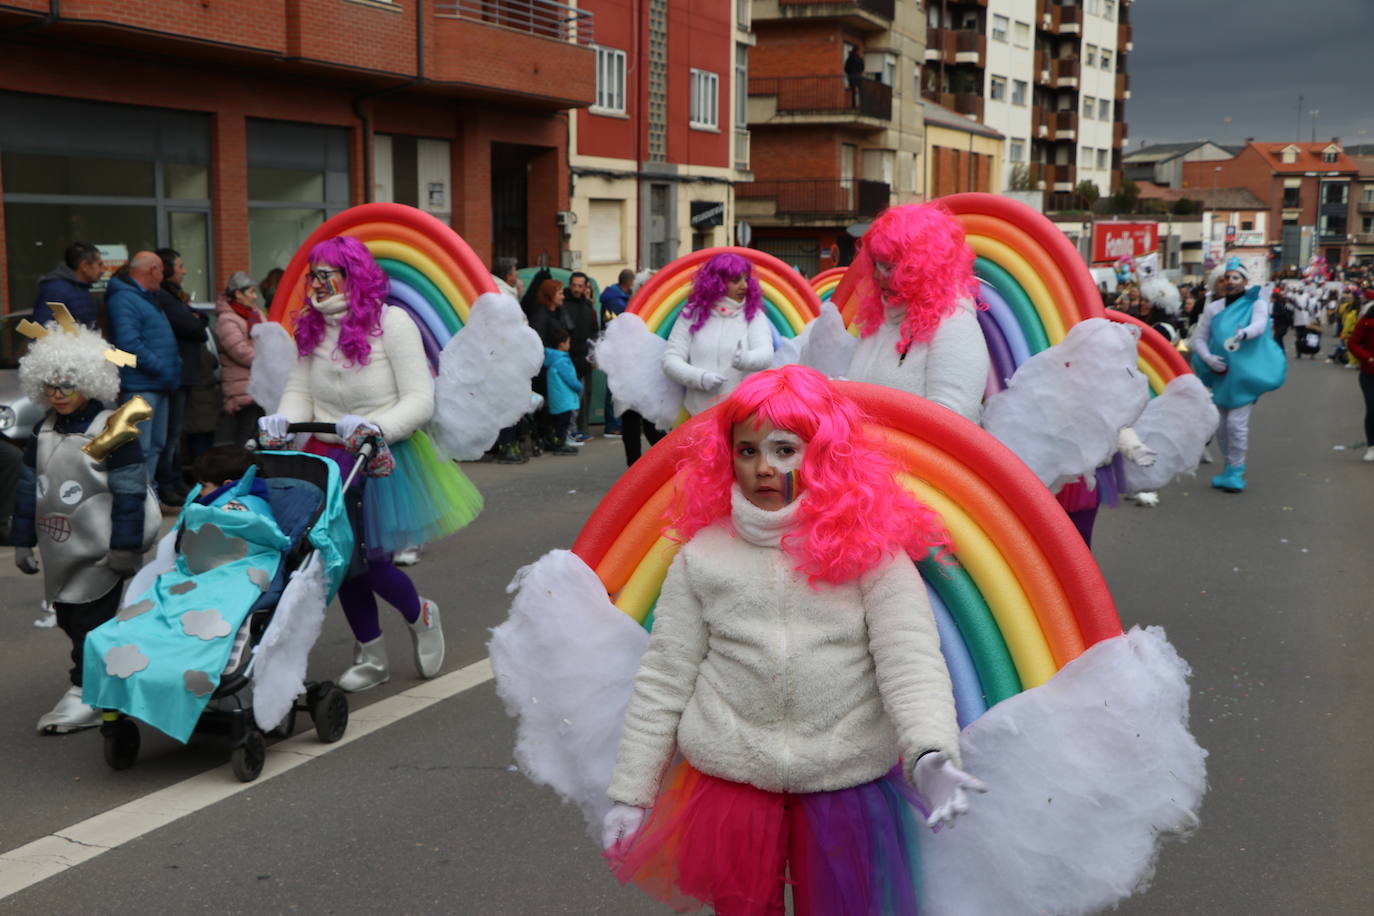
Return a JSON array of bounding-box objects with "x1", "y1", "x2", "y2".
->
[
  {"x1": 857, "y1": 203, "x2": 978, "y2": 355},
  {"x1": 295, "y1": 236, "x2": 388, "y2": 365},
  {"x1": 682, "y1": 251, "x2": 764, "y2": 333}
]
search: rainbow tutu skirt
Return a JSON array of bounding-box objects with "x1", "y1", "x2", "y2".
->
[
  {"x1": 304, "y1": 429, "x2": 482, "y2": 556},
  {"x1": 606, "y1": 760, "x2": 926, "y2": 916}
]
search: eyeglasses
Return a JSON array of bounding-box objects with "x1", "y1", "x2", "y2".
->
[
  {"x1": 308, "y1": 268, "x2": 344, "y2": 285},
  {"x1": 42, "y1": 383, "x2": 78, "y2": 397}
]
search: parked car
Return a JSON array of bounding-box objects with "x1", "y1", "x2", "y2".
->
[{"x1": 0, "y1": 310, "x2": 43, "y2": 445}]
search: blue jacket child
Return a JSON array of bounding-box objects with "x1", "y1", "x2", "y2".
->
[{"x1": 543, "y1": 344, "x2": 583, "y2": 417}]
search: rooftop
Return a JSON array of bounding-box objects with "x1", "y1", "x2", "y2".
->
[{"x1": 923, "y1": 100, "x2": 1005, "y2": 139}]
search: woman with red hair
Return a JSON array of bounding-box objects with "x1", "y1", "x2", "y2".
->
[
  {"x1": 848, "y1": 203, "x2": 990, "y2": 423},
  {"x1": 601, "y1": 365, "x2": 982, "y2": 915},
  {"x1": 260, "y1": 236, "x2": 482, "y2": 692}
]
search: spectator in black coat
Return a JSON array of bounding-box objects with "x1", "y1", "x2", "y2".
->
[
  {"x1": 153, "y1": 247, "x2": 208, "y2": 506},
  {"x1": 32, "y1": 243, "x2": 104, "y2": 328},
  {"x1": 564, "y1": 271, "x2": 600, "y2": 439}
]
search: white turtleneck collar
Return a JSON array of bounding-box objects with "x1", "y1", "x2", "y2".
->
[
  {"x1": 730, "y1": 484, "x2": 802, "y2": 548},
  {"x1": 309, "y1": 293, "x2": 349, "y2": 320},
  {"x1": 712, "y1": 297, "x2": 745, "y2": 318}
]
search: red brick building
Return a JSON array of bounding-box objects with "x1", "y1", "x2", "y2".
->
[
  {"x1": 0, "y1": 0, "x2": 595, "y2": 309},
  {"x1": 1182, "y1": 141, "x2": 1360, "y2": 269}
]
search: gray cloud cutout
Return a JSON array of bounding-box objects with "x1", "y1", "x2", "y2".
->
[
  {"x1": 169, "y1": 580, "x2": 198, "y2": 595},
  {"x1": 247, "y1": 567, "x2": 271, "y2": 590},
  {"x1": 183, "y1": 670, "x2": 214, "y2": 696},
  {"x1": 118, "y1": 599, "x2": 154, "y2": 622},
  {"x1": 104, "y1": 644, "x2": 149, "y2": 678},
  {"x1": 181, "y1": 522, "x2": 248, "y2": 575},
  {"x1": 181, "y1": 608, "x2": 232, "y2": 641}
]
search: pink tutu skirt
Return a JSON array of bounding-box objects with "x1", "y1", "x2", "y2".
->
[{"x1": 605, "y1": 760, "x2": 926, "y2": 916}]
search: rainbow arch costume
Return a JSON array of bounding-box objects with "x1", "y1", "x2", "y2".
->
[{"x1": 491, "y1": 377, "x2": 1207, "y2": 914}]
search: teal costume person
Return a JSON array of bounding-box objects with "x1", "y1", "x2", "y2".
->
[{"x1": 1188, "y1": 258, "x2": 1287, "y2": 492}]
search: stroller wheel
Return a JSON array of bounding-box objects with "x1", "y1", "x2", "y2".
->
[
  {"x1": 102, "y1": 718, "x2": 140, "y2": 770},
  {"x1": 268, "y1": 706, "x2": 297, "y2": 740},
  {"x1": 231, "y1": 728, "x2": 267, "y2": 782},
  {"x1": 310, "y1": 683, "x2": 349, "y2": 744}
]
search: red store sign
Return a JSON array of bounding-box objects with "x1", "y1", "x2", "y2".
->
[{"x1": 1092, "y1": 222, "x2": 1159, "y2": 263}]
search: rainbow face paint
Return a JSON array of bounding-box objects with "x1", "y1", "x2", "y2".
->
[{"x1": 782, "y1": 469, "x2": 799, "y2": 505}]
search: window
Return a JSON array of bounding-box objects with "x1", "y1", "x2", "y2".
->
[
  {"x1": 1283, "y1": 186, "x2": 1301, "y2": 207},
  {"x1": 594, "y1": 47, "x2": 627, "y2": 114},
  {"x1": 1083, "y1": 94, "x2": 1096, "y2": 116},
  {"x1": 1323, "y1": 182, "x2": 1349, "y2": 205},
  {"x1": 1085, "y1": 44, "x2": 1097, "y2": 68},
  {"x1": 1099, "y1": 98, "x2": 1111, "y2": 120},
  {"x1": 1363, "y1": 216, "x2": 1374, "y2": 233},
  {"x1": 1320, "y1": 213, "x2": 1347, "y2": 236},
  {"x1": 992, "y1": 14, "x2": 1009, "y2": 42},
  {"x1": 990, "y1": 75, "x2": 1007, "y2": 102},
  {"x1": 1012, "y1": 79, "x2": 1028, "y2": 106},
  {"x1": 735, "y1": 45, "x2": 748, "y2": 129},
  {"x1": 1086, "y1": 0, "x2": 1100, "y2": 14},
  {"x1": 1096, "y1": 148, "x2": 1108, "y2": 170},
  {"x1": 247, "y1": 119, "x2": 351, "y2": 281},
  {"x1": 1363, "y1": 188, "x2": 1374, "y2": 203},
  {"x1": 1322, "y1": 149, "x2": 1340, "y2": 164},
  {"x1": 1101, "y1": 53, "x2": 1112, "y2": 71},
  {"x1": 1013, "y1": 21, "x2": 1031, "y2": 48},
  {"x1": 1241, "y1": 220, "x2": 1254, "y2": 231},
  {"x1": 1104, "y1": 0, "x2": 1116, "y2": 21},
  {"x1": 1081, "y1": 146, "x2": 1094, "y2": 167},
  {"x1": 588, "y1": 199, "x2": 623, "y2": 263},
  {"x1": 1010, "y1": 139, "x2": 1026, "y2": 162},
  {"x1": 1280, "y1": 145, "x2": 1299, "y2": 164},
  {"x1": 690, "y1": 69, "x2": 720, "y2": 129}
]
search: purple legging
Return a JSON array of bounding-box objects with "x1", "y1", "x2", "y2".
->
[{"x1": 338, "y1": 560, "x2": 421, "y2": 643}]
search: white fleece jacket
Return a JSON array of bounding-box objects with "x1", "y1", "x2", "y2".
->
[
  {"x1": 607, "y1": 490, "x2": 960, "y2": 808},
  {"x1": 846, "y1": 299, "x2": 989, "y2": 424},
  {"x1": 277, "y1": 300, "x2": 434, "y2": 443},
  {"x1": 662, "y1": 298, "x2": 774, "y2": 416}
]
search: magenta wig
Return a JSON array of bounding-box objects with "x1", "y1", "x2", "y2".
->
[
  {"x1": 857, "y1": 204, "x2": 978, "y2": 355},
  {"x1": 681, "y1": 251, "x2": 764, "y2": 333},
  {"x1": 670, "y1": 365, "x2": 950, "y2": 586},
  {"x1": 295, "y1": 236, "x2": 389, "y2": 365}
]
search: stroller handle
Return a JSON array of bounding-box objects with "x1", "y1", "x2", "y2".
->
[{"x1": 286, "y1": 422, "x2": 341, "y2": 435}]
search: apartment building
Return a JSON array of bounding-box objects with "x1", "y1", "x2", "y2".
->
[
  {"x1": 1183, "y1": 141, "x2": 1361, "y2": 269},
  {"x1": 0, "y1": 0, "x2": 596, "y2": 310},
  {"x1": 738, "y1": 0, "x2": 927, "y2": 275},
  {"x1": 567, "y1": 0, "x2": 753, "y2": 288},
  {"x1": 923, "y1": 0, "x2": 1132, "y2": 208}
]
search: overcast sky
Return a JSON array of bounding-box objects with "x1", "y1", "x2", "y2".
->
[{"x1": 1128, "y1": 0, "x2": 1374, "y2": 150}]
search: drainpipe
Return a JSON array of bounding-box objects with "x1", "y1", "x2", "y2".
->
[{"x1": 352, "y1": 0, "x2": 426, "y2": 203}]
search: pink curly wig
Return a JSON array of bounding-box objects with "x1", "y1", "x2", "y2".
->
[
  {"x1": 682, "y1": 251, "x2": 764, "y2": 333},
  {"x1": 670, "y1": 365, "x2": 950, "y2": 586},
  {"x1": 295, "y1": 236, "x2": 389, "y2": 365},
  {"x1": 857, "y1": 203, "x2": 978, "y2": 356}
]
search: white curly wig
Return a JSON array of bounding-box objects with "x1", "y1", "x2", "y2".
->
[
  {"x1": 18, "y1": 323, "x2": 122, "y2": 408},
  {"x1": 1140, "y1": 275, "x2": 1182, "y2": 315}
]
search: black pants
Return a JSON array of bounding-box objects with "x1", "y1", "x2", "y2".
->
[
  {"x1": 577, "y1": 374, "x2": 592, "y2": 434},
  {"x1": 216, "y1": 404, "x2": 264, "y2": 449},
  {"x1": 1360, "y1": 371, "x2": 1374, "y2": 445},
  {"x1": 55, "y1": 583, "x2": 123, "y2": 687},
  {"x1": 551, "y1": 410, "x2": 574, "y2": 444},
  {"x1": 620, "y1": 410, "x2": 666, "y2": 466}
]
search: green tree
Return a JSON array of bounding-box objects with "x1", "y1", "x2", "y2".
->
[
  {"x1": 1076, "y1": 180, "x2": 1101, "y2": 210},
  {"x1": 1007, "y1": 163, "x2": 1034, "y2": 191}
]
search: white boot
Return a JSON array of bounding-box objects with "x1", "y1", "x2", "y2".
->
[
  {"x1": 409, "y1": 599, "x2": 445, "y2": 679},
  {"x1": 37, "y1": 685, "x2": 101, "y2": 735},
  {"x1": 1363, "y1": 446, "x2": 1374, "y2": 462},
  {"x1": 338, "y1": 637, "x2": 390, "y2": 693}
]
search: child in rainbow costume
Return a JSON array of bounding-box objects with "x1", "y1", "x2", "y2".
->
[
  {"x1": 1189, "y1": 257, "x2": 1287, "y2": 493},
  {"x1": 258, "y1": 236, "x2": 483, "y2": 692}
]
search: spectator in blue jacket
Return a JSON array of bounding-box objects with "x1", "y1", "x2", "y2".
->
[
  {"x1": 542, "y1": 324, "x2": 582, "y2": 456},
  {"x1": 33, "y1": 242, "x2": 104, "y2": 328},
  {"x1": 105, "y1": 251, "x2": 181, "y2": 482}
]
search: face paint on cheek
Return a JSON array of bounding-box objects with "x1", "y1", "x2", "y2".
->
[
  {"x1": 324, "y1": 274, "x2": 342, "y2": 297},
  {"x1": 782, "y1": 469, "x2": 798, "y2": 505}
]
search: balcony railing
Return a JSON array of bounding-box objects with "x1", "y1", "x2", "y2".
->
[
  {"x1": 1113, "y1": 121, "x2": 1127, "y2": 146},
  {"x1": 1034, "y1": 50, "x2": 1050, "y2": 85},
  {"x1": 1054, "y1": 110, "x2": 1078, "y2": 139},
  {"x1": 433, "y1": 0, "x2": 594, "y2": 45},
  {"x1": 736, "y1": 179, "x2": 890, "y2": 218},
  {"x1": 1356, "y1": 200, "x2": 1374, "y2": 214},
  {"x1": 1115, "y1": 72, "x2": 1130, "y2": 96},
  {"x1": 1048, "y1": 3, "x2": 1081, "y2": 32},
  {"x1": 777, "y1": 0, "x2": 895, "y2": 20},
  {"x1": 1352, "y1": 232, "x2": 1374, "y2": 245},
  {"x1": 750, "y1": 75, "x2": 892, "y2": 121},
  {"x1": 1051, "y1": 57, "x2": 1079, "y2": 87},
  {"x1": 734, "y1": 128, "x2": 751, "y2": 171},
  {"x1": 925, "y1": 28, "x2": 986, "y2": 66}
]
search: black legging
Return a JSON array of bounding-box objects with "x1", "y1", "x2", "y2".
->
[
  {"x1": 620, "y1": 410, "x2": 666, "y2": 466},
  {"x1": 1360, "y1": 371, "x2": 1374, "y2": 445}
]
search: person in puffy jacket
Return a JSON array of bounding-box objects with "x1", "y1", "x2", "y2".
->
[
  {"x1": 32, "y1": 242, "x2": 103, "y2": 329},
  {"x1": 214, "y1": 271, "x2": 267, "y2": 448},
  {"x1": 541, "y1": 324, "x2": 581, "y2": 455},
  {"x1": 105, "y1": 251, "x2": 181, "y2": 480}
]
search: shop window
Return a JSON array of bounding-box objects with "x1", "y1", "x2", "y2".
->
[
  {"x1": 588, "y1": 199, "x2": 623, "y2": 263},
  {"x1": 246, "y1": 118, "x2": 350, "y2": 280}
]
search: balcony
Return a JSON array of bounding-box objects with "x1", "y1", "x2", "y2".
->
[
  {"x1": 763, "y1": 0, "x2": 895, "y2": 32},
  {"x1": 1051, "y1": 57, "x2": 1080, "y2": 88},
  {"x1": 1115, "y1": 71, "x2": 1130, "y2": 98},
  {"x1": 736, "y1": 178, "x2": 890, "y2": 220},
  {"x1": 734, "y1": 129, "x2": 752, "y2": 172},
  {"x1": 749, "y1": 75, "x2": 892, "y2": 126},
  {"x1": 1118, "y1": 22, "x2": 1133, "y2": 52},
  {"x1": 1044, "y1": 163, "x2": 1078, "y2": 190},
  {"x1": 431, "y1": 1, "x2": 596, "y2": 107},
  {"x1": 1352, "y1": 233, "x2": 1374, "y2": 245},
  {"x1": 1034, "y1": 50, "x2": 1051, "y2": 86},
  {"x1": 924, "y1": 28, "x2": 986, "y2": 66},
  {"x1": 1046, "y1": 3, "x2": 1082, "y2": 33},
  {"x1": 1113, "y1": 121, "x2": 1127, "y2": 147},
  {"x1": 1051, "y1": 110, "x2": 1078, "y2": 141},
  {"x1": 1357, "y1": 200, "x2": 1374, "y2": 214}
]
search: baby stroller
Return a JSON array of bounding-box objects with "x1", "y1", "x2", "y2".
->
[
  {"x1": 96, "y1": 423, "x2": 365, "y2": 782},
  {"x1": 1296, "y1": 324, "x2": 1323, "y2": 358}
]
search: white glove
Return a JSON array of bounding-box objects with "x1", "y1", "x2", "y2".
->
[
  {"x1": 1117, "y1": 427, "x2": 1157, "y2": 468},
  {"x1": 258, "y1": 414, "x2": 290, "y2": 439},
  {"x1": 1202, "y1": 353, "x2": 1228, "y2": 374},
  {"x1": 913, "y1": 751, "x2": 986, "y2": 828},
  {"x1": 700, "y1": 371, "x2": 726, "y2": 392},
  {"x1": 335, "y1": 414, "x2": 370, "y2": 442},
  {"x1": 730, "y1": 340, "x2": 747, "y2": 370},
  {"x1": 601, "y1": 803, "x2": 646, "y2": 850}
]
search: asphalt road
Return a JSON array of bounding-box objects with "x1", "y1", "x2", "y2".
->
[{"x1": 0, "y1": 356, "x2": 1369, "y2": 915}]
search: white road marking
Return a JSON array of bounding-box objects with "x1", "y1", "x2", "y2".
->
[{"x1": 0, "y1": 657, "x2": 494, "y2": 901}]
